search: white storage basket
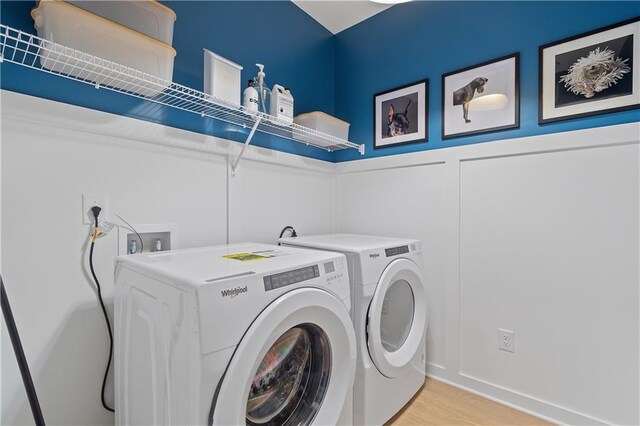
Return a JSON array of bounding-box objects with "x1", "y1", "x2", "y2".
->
[
  {"x1": 31, "y1": 0, "x2": 176, "y2": 97},
  {"x1": 64, "y1": 0, "x2": 176, "y2": 45},
  {"x1": 294, "y1": 111, "x2": 350, "y2": 141}
]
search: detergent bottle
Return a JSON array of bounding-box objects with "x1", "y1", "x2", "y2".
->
[{"x1": 269, "y1": 84, "x2": 294, "y2": 124}]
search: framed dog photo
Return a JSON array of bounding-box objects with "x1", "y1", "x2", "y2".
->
[
  {"x1": 539, "y1": 17, "x2": 640, "y2": 124},
  {"x1": 442, "y1": 53, "x2": 519, "y2": 139},
  {"x1": 374, "y1": 79, "x2": 428, "y2": 149}
]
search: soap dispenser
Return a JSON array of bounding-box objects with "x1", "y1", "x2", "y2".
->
[{"x1": 253, "y1": 63, "x2": 270, "y2": 113}]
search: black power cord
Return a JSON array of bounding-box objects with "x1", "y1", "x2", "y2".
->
[{"x1": 88, "y1": 206, "x2": 115, "y2": 413}]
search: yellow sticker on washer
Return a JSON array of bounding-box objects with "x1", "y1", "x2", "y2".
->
[{"x1": 223, "y1": 252, "x2": 269, "y2": 262}]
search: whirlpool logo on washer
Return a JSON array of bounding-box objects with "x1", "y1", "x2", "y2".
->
[
  {"x1": 220, "y1": 286, "x2": 248, "y2": 298},
  {"x1": 369, "y1": 253, "x2": 381, "y2": 259}
]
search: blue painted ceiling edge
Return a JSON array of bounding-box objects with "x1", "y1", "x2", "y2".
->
[{"x1": 1, "y1": 1, "x2": 639, "y2": 163}]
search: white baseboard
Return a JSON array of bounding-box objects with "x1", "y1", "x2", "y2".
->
[{"x1": 426, "y1": 371, "x2": 608, "y2": 425}]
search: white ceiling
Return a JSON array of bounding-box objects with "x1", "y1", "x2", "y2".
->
[{"x1": 292, "y1": 1, "x2": 394, "y2": 34}]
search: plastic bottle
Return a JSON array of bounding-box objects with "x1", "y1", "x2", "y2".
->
[
  {"x1": 269, "y1": 84, "x2": 294, "y2": 124},
  {"x1": 242, "y1": 80, "x2": 259, "y2": 113},
  {"x1": 285, "y1": 87, "x2": 294, "y2": 120},
  {"x1": 254, "y1": 64, "x2": 270, "y2": 113},
  {"x1": 129, "y1": 239, "x2": 137, "y2": 255}
]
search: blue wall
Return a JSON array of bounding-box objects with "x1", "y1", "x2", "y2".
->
[
  {"x1": 2, "y1": 1, "x2": 639, "y2": 162},
  {"x1": 0, "y1": 0, "x2": 337, "y2": 161},
  {"x1": 333, "y1": 1, "x2": 640, "y2": 162}
]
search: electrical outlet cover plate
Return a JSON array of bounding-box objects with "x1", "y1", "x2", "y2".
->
[
  {"x1": 498, "y1": 328, "x2": 515, "y2": 353},
  {"x1": 82, "y1": 193, "x2": 108, "y2": 225}
]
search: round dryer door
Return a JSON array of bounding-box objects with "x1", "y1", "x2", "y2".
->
[
  {"x1": 210, "y1": 288, "x2": 357, "y2": 426},
  {"x1": 367, "y1": 258, "x2": 427, "y2": 378}
]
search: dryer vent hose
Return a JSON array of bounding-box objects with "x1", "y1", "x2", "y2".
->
[{"x1": 278, "y1": 226, "x2": 298, "y2": 243}]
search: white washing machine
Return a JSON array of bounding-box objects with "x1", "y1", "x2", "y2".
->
[
  {"x1": 280, "y1": 234, "x2": 428, "y2": 425},
  {"x1": 114, "y1": 243, "x2": 357, "y2": 426}
]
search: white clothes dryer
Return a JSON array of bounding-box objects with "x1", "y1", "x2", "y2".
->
[
  {"x1": 114, "y1": 243, "x2": 357, "y2": 426},
  {"x1": 280, "y1": 234, "x2": 428, "y2": 426}
]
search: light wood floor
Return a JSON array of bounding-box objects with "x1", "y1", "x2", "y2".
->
[{"x1": 386, "y1": 378, "x2": 552, "y2": 425}]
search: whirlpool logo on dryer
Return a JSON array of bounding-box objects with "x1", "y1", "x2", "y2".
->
[{"x1": 220, "y1": 286, "x2": 248, "y2": 298}]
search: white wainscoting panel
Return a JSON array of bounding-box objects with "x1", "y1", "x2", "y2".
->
[
  {"x1": 459, "y1": 144, "x2": 639, "y2": 425},
  {"x1": 335, "y1": 122, "x2": 640, "y2": 425}
]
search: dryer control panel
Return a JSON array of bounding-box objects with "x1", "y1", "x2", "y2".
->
[
  {"x1": 385, "y1": 245, "x2": 409, "y2": 257},
  {"x1": 324, "y1": 260, "x2": 345, "y2": 285}
]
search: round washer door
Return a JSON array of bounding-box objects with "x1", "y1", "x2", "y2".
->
[
  {"x1": 211, "y1": 287, "x2": 357, "y2": 426},
  {"x1": 367, "y1": 258, "x2": 427, "y2": 378}
]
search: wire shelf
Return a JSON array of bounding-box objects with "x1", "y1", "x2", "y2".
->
[{"x1": 0, "y1": 24, "x2": 364, "y2": 155}]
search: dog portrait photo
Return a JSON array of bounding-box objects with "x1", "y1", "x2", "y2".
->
[
  {"x1": 374, "y1": 80, "x2": 428, "y2": 149},
  {"x1": 382, "y1": 95, "x2": 418, "y2": 138},
  {"x1": 453, "y1": 77, "x2": 489, "y2": 123},
  {"x1": 442, "y1": 54, "x2": 519, "y2": 139},
  {"x1": 539, "y1": 17, "x2": 639, "y2": 123}
]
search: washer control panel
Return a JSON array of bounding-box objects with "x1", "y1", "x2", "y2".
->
[
  {"x1": 263, "y1": 265, "x2": 320, "y2": 291},
  {"x1": 263, "y1": 258, "x2": 346, "y2": 292}
]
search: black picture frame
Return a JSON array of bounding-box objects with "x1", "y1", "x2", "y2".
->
[
  {"x1": 441, "y1": 53, "x2": 520, "y2": 139},
  {"x1": 539, "y1": 17, "x2": 640, "y2": 124},
  {"x1": 373, "y1": 79, "x2": 429, "y2": 149}
]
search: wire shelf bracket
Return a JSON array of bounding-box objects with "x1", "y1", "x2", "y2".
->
[
  {"x1": 0, "y1": 24, "x2": 365, "y2": 170},
  {"x1": 230, "y1": 116, "x2": 261, "y2": 176}
]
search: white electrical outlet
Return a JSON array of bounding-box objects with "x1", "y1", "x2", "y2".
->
[
  {"x1": 498, "y1": 328, "x2": 515, "y2": 353},
  {"x1": 82, "y1": 193, "x2": 108, "y2": 225}
]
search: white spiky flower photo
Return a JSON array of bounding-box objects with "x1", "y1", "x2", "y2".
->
[{"x1": 559, "y1": 47, "x2": 630, "y2": 98}]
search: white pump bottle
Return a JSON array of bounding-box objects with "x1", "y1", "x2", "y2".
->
[{"x1": 254, "y1": 63, "x2": 270, "y2": 113}]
